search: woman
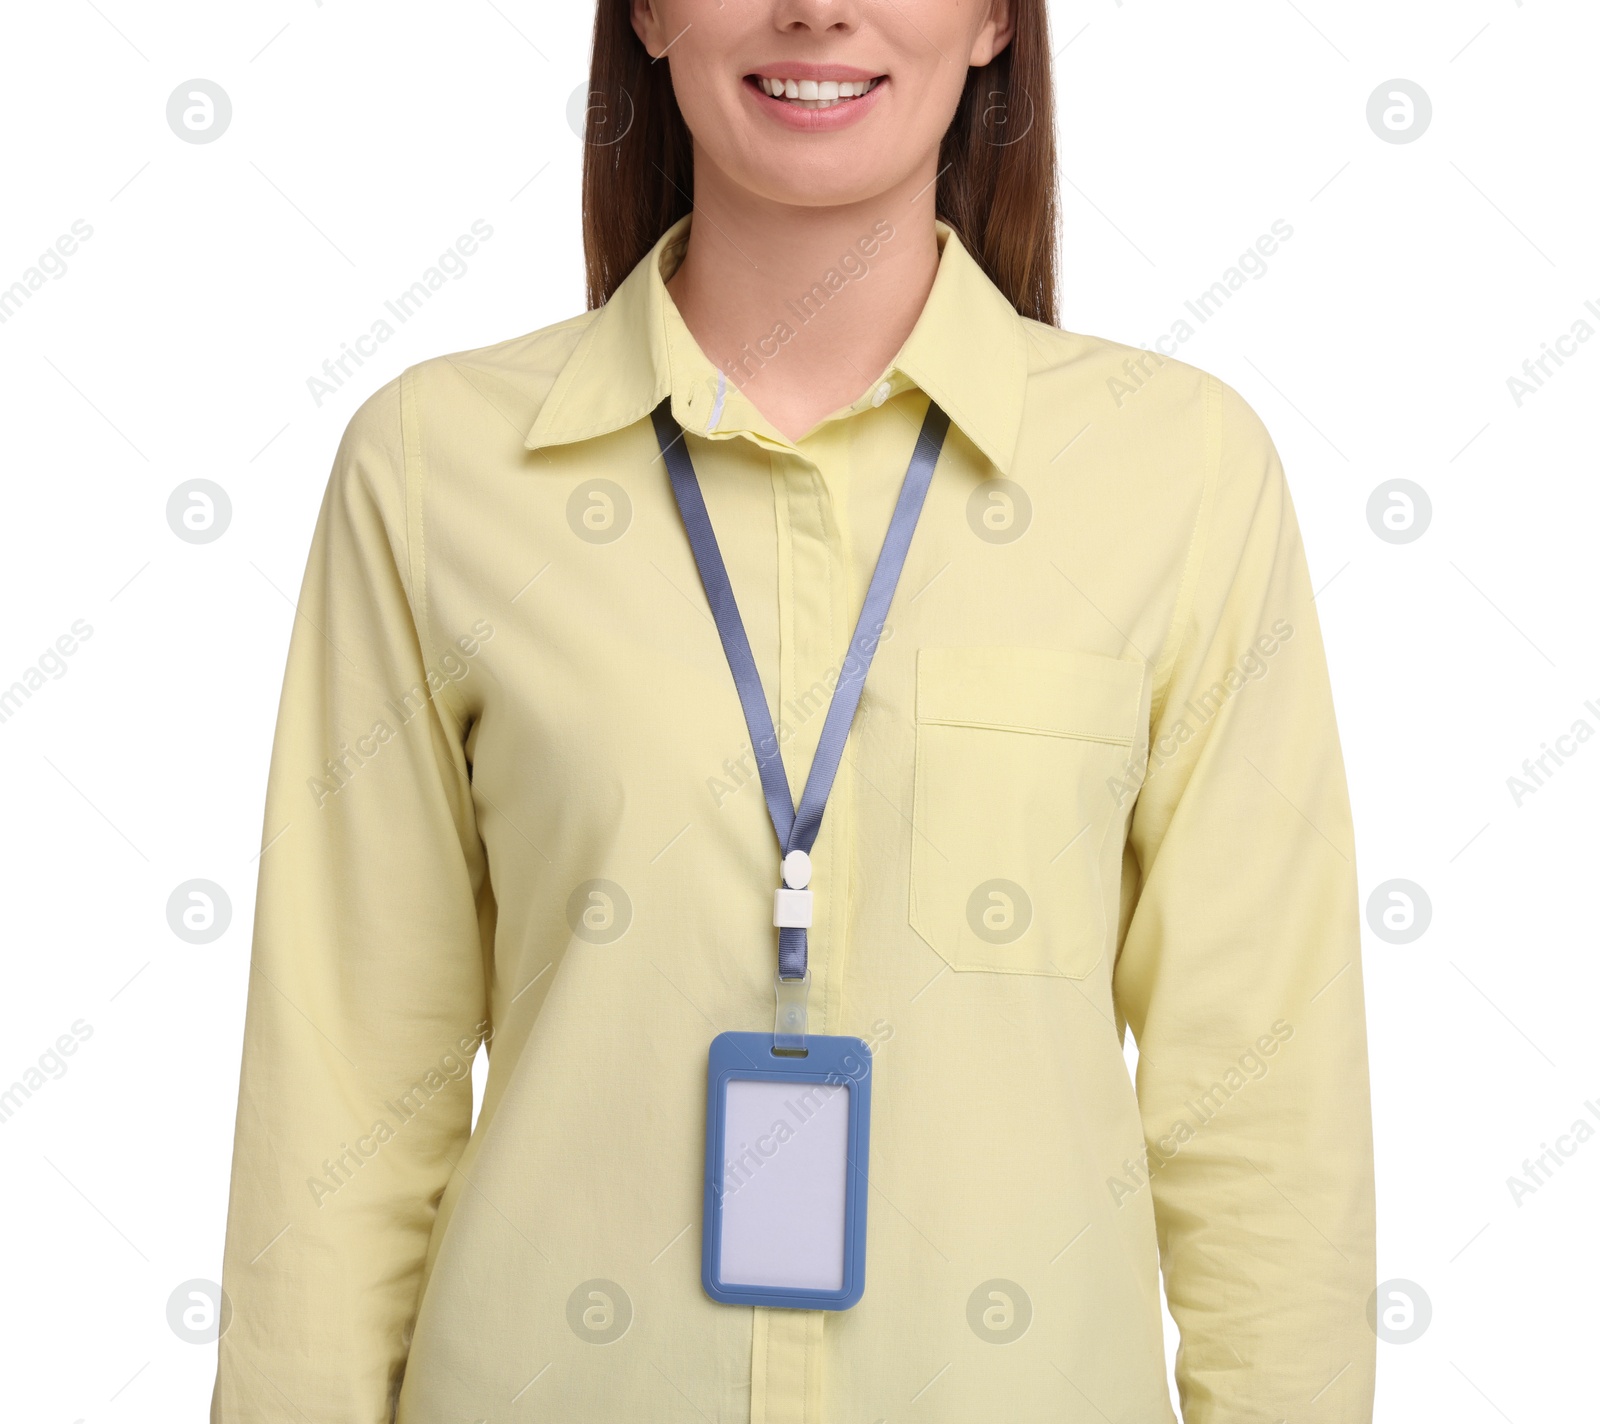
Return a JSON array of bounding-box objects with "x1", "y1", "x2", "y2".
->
[{"x1": 214, "y1": 1, "x2": 1376, "y2": 1420}]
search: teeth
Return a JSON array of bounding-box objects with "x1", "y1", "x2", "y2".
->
[{"x1": 758, "y1": 76, "x2": 879, "y2": 107}]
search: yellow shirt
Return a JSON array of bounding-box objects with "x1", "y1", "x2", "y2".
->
[{"x1": 214, "y1": 216, "x2": 1375, "y2": 1424}]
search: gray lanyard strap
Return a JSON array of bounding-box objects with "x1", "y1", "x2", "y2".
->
[{"x1": 651, "y1": 396, "x2": 950, "y2": 983}]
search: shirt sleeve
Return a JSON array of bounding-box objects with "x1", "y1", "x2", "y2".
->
[
  {"x1": 1113, "y1": 377, "x2": 1376, "y2": 1422},
  {"x1": 211, "y1": 374, "x2": 492, "y2": 1422}
]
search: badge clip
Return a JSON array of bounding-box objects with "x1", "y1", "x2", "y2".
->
[{"x1": 773, "y1": 969, "x2": 810, "y2": 1055}]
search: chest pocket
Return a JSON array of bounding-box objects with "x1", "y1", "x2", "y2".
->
[{"x1": 909, "y1": 647, "x2": 1146, "y2": 979}]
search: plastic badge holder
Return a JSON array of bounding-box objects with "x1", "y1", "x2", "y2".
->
[{"x1": 702, "y1": 1031, "x2": 873, "y2": 1310}]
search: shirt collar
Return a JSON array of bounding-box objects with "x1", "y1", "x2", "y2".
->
[{"x1": 523, "y1": 214, "x2": 1028, "y2": 476}]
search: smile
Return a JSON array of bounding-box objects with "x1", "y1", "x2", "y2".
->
[{"x1": 747, "y1": 75, "x2": 884, "y2": 110}]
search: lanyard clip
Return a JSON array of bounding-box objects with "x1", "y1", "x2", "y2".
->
[
  {"x1": 773, "y1": 848, "x2": 813, "y2": 1053},
  {"x1": 773, "y1": 848, "x2": 814, "y2": 929},
  {"x1": 773, "y1": 969, "x2": 811, "y2": 1054}
]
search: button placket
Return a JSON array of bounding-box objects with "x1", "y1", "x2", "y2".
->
[{"x1": 751, "y1": 448, "x2": 842, "y2": 1424}]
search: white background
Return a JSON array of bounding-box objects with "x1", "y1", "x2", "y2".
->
[{"x1": 1, "y1": 1, "x2": 1595, "y2": 1419}]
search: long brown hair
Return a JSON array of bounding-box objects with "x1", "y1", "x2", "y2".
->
[{"x1": 580, "y1": 1, "x2": 1059, "y2": 325}]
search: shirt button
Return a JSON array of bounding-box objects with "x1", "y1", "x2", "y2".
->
[{"x1": 871, "y1": 381, "x2": 891, "y2": 408}]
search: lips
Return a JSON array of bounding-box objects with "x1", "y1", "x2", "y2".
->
[{"x1": 741, "y1": 63, "x2": 889, "y2": 131}]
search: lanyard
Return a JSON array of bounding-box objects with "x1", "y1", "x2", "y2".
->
[{"x1": 651, "y1": 396, "x2": 950, "y2": 1018}]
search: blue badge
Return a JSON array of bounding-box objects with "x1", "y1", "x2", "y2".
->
[{"x1": 702, "y1": 1031, "x2": 873, "y2": 1311}]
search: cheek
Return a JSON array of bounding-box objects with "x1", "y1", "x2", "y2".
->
[
  {"x1": 880, "y1": 3, "x2": 984, "y2": 97},
  {"x1": 666, "y1": 62, "x2": 729, "y2": 148}
]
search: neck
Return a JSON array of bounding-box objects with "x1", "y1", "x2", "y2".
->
[{"x1": 665, "y1": 155, "x2": 942, "y2": 443}]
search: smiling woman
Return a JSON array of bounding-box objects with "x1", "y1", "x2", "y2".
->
[
  {"x1": 211, "y1": 1, "x2": 1376, "y2": 1421},
  {"x1": 583, "y1": 0, "x2": 1058, "y2": 324}
]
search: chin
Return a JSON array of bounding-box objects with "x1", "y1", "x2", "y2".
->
[{"x1": 720, "y1": 145, "x2": 908, "y2": 213}]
